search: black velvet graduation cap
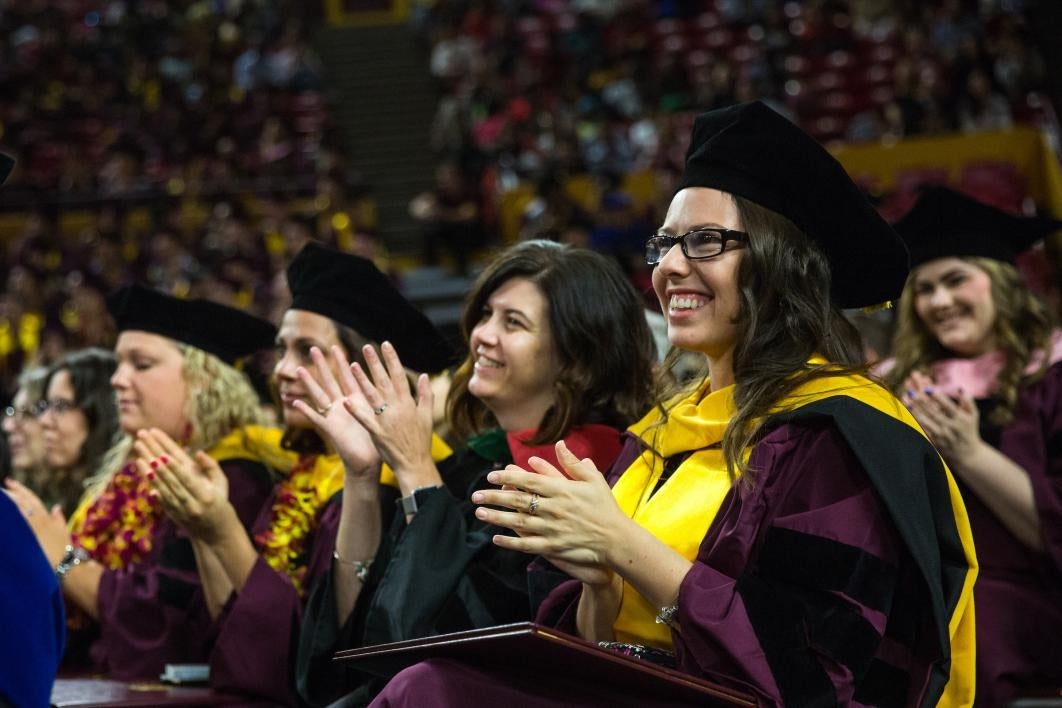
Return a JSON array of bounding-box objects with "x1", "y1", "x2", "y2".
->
[
  {"x1": 286, "y1": 243, "x2": 453, "y2": 373},
  {"x1": 892, "y1": 186, "x2": 1062, "y2": 268},
  {"x1": 678, "y1": 101, "x2": 909, "y2": 309},
  {"x1": 106, "y1": 284, "x2": 277, "y2": 365},
  {"x1": 0, "y1": 153, "x2": 14, "y2": 186}
]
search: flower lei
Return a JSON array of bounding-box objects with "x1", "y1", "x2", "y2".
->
[
  {"x1": 254, "y1": 454, "x2": 342, "y2": 596},
  {"x1": 70, "y1": 463, "x2": 162, "y2": 570}
]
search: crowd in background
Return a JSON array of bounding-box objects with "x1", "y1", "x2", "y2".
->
[
  {"x1": 0, "y1": 0, "x2": 1055, "y2": 396},
  {"x1": 414, "y1": 0, "x2": 1053, "y2": 265}
]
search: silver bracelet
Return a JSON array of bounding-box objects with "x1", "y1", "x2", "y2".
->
[
  {"x1": 655, "y1": 603, "x2": 679, "y2": 627},
  {"x1": 55, "y1": 544, "x2": 91, "y2": 581},
  {"x1": 332, "y1": 549, "x2": 373, "y2": 583}
]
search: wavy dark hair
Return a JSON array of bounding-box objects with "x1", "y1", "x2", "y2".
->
[
  {"x1": 654, "y1": 196, "x2": 868, "y2": 481},
  {"x1": 279, "y1": 319, "x2": 375, "y2": 456},
  {"x1": 448, "y1": 240, "x2": 656, "y2": 444},
  {"x1": 43, "y1": 348, "x2": 120, "y2": 473},
  {"x1": 887, "y1": 257, "x2": 1054, "y2": 425}
]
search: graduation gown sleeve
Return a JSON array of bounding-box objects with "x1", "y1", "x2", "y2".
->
[
  {"x1": 207, "y1": 494, "x2": 343, "y2": 705},
  {"x1": 92, "y1": 458, "x2": 272, "y2": 678},
  {"x1": 537, "y1": 402, "x2": 974, "y2": 708}
]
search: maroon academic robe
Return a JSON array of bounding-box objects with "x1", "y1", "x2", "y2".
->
[
  {"x1": 207, "y1": 491, "x2": 345, "y2": 705},
  {"x1": 372, "y1": 399, "x2": 971, "y2": 707},
  {"x1": 963, "y1": 360, "x2": 1062, "y2": 706},
  {"x1": 82, "y1": 458, "x2": 273, "y2": 678}
]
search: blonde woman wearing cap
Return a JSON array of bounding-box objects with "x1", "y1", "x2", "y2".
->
[
  {"x1": 140, "y1": 243, "x2": 454, "y2": 705},
  {"x1": 371, "y1": 102, "x2": 977, "y2": 707},
  {"x1": 6, "y1": 285, "x2": 277, "y2": 679},
  {"x1": 884, "y1": 187, "x2": 1062, "y2": 706}
]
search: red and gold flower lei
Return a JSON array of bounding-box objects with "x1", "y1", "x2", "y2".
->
[
  {"x1": 254, "y1": 454, "x2": 343, "y2": 596},
  {"x1": 70, "y1": 463, "x2": 162, "y2": 570}
]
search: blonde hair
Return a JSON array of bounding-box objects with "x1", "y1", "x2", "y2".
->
[
  {"x1": 84, "y1": 342, "x2": 268, "y2": 502},
  {"x1": 887, "y1": 257, "x2": 1054, "y2": 425}
]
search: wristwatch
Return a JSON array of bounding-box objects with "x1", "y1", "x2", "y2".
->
[
  {"x1": 55, "y1": 544, "x2": 91, "y2": 581},
  {"x1": 397, "y1": 485, "x2": 443, "y2": 516}
]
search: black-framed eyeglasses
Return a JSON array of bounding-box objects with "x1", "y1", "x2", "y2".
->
[
  {"x1": 2, "y1": 401, "x2": 47, "y2": 422},
  {"x1": 39, "y1": 399, "x2": 80, "y2": 416},
  {"x1": 645, "y1": 227, "x2": 748, "y2": 266}
]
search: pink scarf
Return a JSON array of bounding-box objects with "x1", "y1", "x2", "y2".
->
[{"x1": 876, "y1": 330, "x2": 1062, "y2": 399}]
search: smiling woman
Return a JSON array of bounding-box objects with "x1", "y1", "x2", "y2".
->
[
  {"x1": 885, "y1": 186, "x2": 1062, "y2": 705},
  {"x1": 371, "y1": 102, "x2": 978, "y2": 708},
  {"x1": 295, "y1": 239, "x2": 657, "y2": 706},
  {"x1": 36, "y1": 349, "x2": 119, "y2": 516}
]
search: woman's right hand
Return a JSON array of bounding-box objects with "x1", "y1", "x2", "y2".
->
[
  {"x1": 292, "y1": 345, "x2": 381, "y2": 479},
  {"x1": 346, "y1": 342, "x2": 442, "y2": 494}
]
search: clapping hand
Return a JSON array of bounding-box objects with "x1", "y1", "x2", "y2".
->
[
  {"x1": 902, "y1": 371, "x2": 983, "y2": 465},
  {"x1": 472, "y1": 440, "x2": 628, "y2": 587},
  {"x1": 344, "y1": 342, "x2": 441, "y2": 493},
  {"x1": 291, "y1": 345, "x2": 381, "y2": 479},
  {"x1": 137, "y1": 428, "x2": 235, "y2": 544},
  {"x1": 4, "y1": 479, "x2": 70, "y2": 566}
]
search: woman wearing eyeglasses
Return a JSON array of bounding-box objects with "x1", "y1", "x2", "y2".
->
[
  {"x1": 34, "y1": 349, "x2": 120, "y2": 517},
  {"x1": 2, "y1": 367, "x2": 50, "y2": 492},
  {"x1": 372, "y1": 103, "x2": 977, "y2": 707}
]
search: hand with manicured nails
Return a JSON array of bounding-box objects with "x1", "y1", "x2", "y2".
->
[
  {"x1": 291, "y1": 345, "x2": 380, "y2": 478},
  {"x1": 346, "y1": 341, "x2": 440, "y2": 494},
  {"x1": 3, "y1": 478, "x2": 70, "y2": 565},
  {"x1": 471, "y1": 440, "x2": 627, "y2": 587},
  {"x1": 137, "y1": 428, "x2": 236, "y2": 545},
  {"x1": 902, "y1": 371, "x2": 983, "y2": 465}
]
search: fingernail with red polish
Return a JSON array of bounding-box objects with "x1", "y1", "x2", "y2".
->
[
  {"x1": 161, "y1": 455, "x2": 169, "y2": 464},
  {"x1": 150, "y1": 460, "x2": 159, "y2": 470},
  {"x1": 147, "y1": 471, "x2": 156, "y2": 480}
]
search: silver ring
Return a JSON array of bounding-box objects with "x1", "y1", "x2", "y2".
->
[
  {"x1": 527, "y1": 493, "x2": 540, "y2": 516},
  {"x1": 373, "y1": 403, "x2": 388, "y2": 416},
  {"x1": 317, "y1": 401, "x2": 334, "y2": 416},
  {"x1": 23, "y1": 507, "x2": 34, "y2": 517}
]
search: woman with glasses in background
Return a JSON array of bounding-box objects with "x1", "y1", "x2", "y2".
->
[
  {"x1": 2, "y1": 367, "x2": 49, "y2": 491},
  {"x1": 34, "y1": 349, "x2": 120, "y2": 517}
]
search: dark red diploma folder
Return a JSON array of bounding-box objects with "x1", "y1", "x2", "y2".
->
[{"x1": 333, "y1": 622, "x2": 756, "y2": 706}]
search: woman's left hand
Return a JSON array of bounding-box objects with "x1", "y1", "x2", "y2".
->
[
  {"x1": 472, "y1": 440, "x2": 630, "y2": 582},
  {"x1": 4, "y1": 478, "x2": 71, "y2": 566},
  {"x1": 903, "y1": 372, "x2": 983, "y2": 465},
  {"x1": 136, "y1": 428, "x2": 237, "y2": 545}
]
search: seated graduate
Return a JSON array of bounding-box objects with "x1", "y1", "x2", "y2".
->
[
  {"x1": 140, "y1": 242, "x2": 453, "y2": 704},
  {"x1": 372, "y1": 102, "x2": 979, "y2": 707},
  {"x1": 2, "y1": 367, "x2": 50, "y2": 495},
  {"x1": 7, "y1": 285, "x2": 277, "y2": 678},
  {"x1": 882, "y1": 187, "x2": 1062, "y2": 706},
  {"x1": 295, "y1": 239, "x2": 657, "y2": 706},
  {"x1": 17, "y1": 349, "x2": 119, "y2": 518}
]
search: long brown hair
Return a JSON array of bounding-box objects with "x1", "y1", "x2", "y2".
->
[
  {"x1": 448, "y1": 240, "x2": 656, "y2": 444},
  {"x1": 653, "y1": 195, "x2": 868, "y2": 481},
  {"x1": 887, "y1": 257, "x2": 1054, "y2": 425}
]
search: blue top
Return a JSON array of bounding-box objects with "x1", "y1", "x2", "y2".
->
[{"x1": 0, "y1": 492, "x2": 65, "y2": 708}]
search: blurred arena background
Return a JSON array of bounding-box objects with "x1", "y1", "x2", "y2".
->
[{"x1": 1, "y1": 0, "x2": 1060, "y2": 398}]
